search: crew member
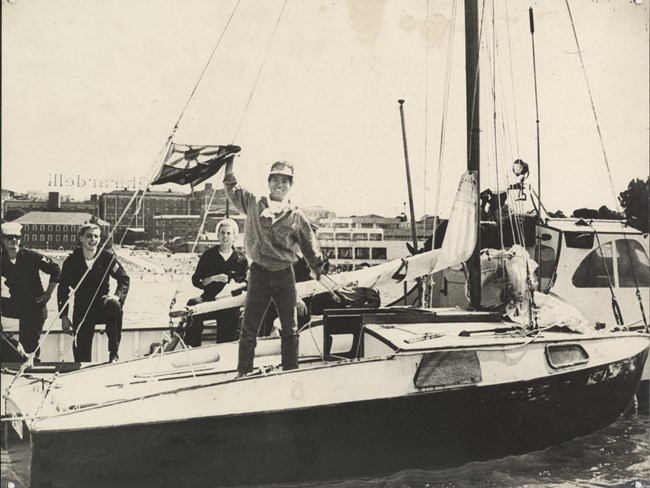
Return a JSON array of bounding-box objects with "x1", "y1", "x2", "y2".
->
[
  {"x1": 1, "y1": 222, "x2": 61, "y2": 360},
  {"x1": 57, "y1": 223, "x2": 129, "y2": 362},
  {"x1": 185, "y1": 218, "x2": 248, "y2": 345},
  {"x1": 224, "y1": 159, "x2": 324, "y2": 376}
]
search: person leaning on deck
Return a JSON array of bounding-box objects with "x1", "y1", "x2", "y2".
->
[
  {"x1": 184, "y1": 218, "x2": 248, "y2": 346},
  {"x1": 57, "y1": 223, "x2": 130, "y2": 363},
  {"x1": 1, "y1": 222, "x2": 61, "y2": 361},
  {"x1": 223, "y1": 159, "x2": 324, "y2": 377}
]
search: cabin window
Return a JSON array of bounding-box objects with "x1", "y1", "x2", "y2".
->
[
  {"x1": 565, "y1": 232, "x2": 595, "y2": 249},
  {"x1": 353, "y1": 233, "x2": 368, "y2": 241},
  {"x1": 335, "y1": 233, "x2": 351, "y2": 241},
  {"x1": 545, "y1": 343, "x2": 589, "y2": 369},
  {"x1": 572, "y1": 242, "x2": 614, "y2": 288},
  {"x1": 616, "y1": 240, "x2": 650, "y2": 288},
  {"x1": 369, "y1": 233, "x2": 382, "y2": 241},
  {"x1": 538, "y1": 244, "x2": 556, "y2": 292},
  {"x1": 415, "y1": 351, "x2": 482, "y2": 388}
]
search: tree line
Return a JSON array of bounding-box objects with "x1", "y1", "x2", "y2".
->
[{"x1": 547, "y1": 177, "x2": 648, "y2": 233}]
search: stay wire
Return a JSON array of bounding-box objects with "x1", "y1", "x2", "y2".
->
[{"x1": 231, "y1": 0, "x2": 288, "y2": 144}]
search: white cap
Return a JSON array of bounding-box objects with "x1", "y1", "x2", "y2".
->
[
  {"x1": 1, "y1": 222, "x2": 23, "y2": 236},
  {"x1": 216, "y1": 218, "x2": 239, "y2": 236}
]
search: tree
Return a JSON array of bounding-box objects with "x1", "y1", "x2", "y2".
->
[
  {"x1": 619, "y1": 177, "x2": 649, "y2": 232},
  {"x1": 548, "y1": 210, "x2": 567, "y2": 218},
  {"x1": 572, "y1": 208, "x2": 599, "y2": 219}
]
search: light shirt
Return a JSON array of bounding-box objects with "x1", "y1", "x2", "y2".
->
[
  {"x1": 219, "y1": 249, "x2": 233, "y2": 261},
  {"x1": 85, "y1": 258, "x2": 96, "y2": 269}
]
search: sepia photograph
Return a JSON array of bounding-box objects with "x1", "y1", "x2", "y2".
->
[{"x1": 1, "y1": 1, "x2": 649, "y2": 487}]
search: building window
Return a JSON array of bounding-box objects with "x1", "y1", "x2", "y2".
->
[
  {"x1": 63, "y1": 225, "x2": 68, "y2": 231},
  {"x1": 56, "y1": 225, "x2": 60, "y2": 231},
  {"x1": 321, "y1": 247, "x2": 336, "y2": 259},
  {"x1": 337, "y1": 247, "x2": 352, "y2": 259},
  {"x1": 47, "y1": 234, "x2": 52, "y2": 242},
  {"x1": 355, "y1": 247, "x2": 370, "y2": 259},
  {"x1": 48, "y1": 225, "x2": 52, "y2": 231},
  {"x1": 24, "y1": 235, "x2": 30, "y2": 242},
  {"x1": 32, "y1": 234, "x2": 37, "y2": 241},
  {"x1": 64, "y1": 235, "x2": 68, "y2": 242},
  {"x1": 40, "y1": 235, "x2": 45, "y2": 242},
  {"x1": 23, "y1": 224, "x2": 29, "y2": 231},
  {"x1": 371, "y1": 248, "x2": 387, "y2": 260},
  {"x1": 40, "y1": 225, "x2": 45, "y2": 231}
]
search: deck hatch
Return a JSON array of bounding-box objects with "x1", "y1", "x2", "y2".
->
[
  {"x1": 545, "y1": 343, "x2": 589, "y2": 369},
  {"x1": 414, "y1": 351, "x2": 482, "y2": 388}
]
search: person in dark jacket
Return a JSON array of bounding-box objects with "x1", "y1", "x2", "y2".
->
[
  {"x1": 57, "y1": 223, "x2": 129, "y2": 362},
  {"x1": 185, "y1": 218, "x2": 248, "y2": 346},
  {"x1": 1, "y1": 222, "x2": 61, "y2": 360}
]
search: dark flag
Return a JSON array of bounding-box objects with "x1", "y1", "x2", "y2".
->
[{"x1": 151, "y1": 143, "x2": 241, "y2": 187}]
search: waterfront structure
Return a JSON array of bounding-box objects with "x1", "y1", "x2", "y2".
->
[
  {"x1": 316, "y1": 215, "x2": 441, "y2": 271},
  {"x1": 3, "y1": 191, "x2": 99, "y2": 221},
  {"x1": 12, "y1": 211, "x2": 110, "y2": 250}
]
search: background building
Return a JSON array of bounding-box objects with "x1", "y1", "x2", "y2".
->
[{"x1": 13, "y1": 212, "x2": 110, "y2": 250}]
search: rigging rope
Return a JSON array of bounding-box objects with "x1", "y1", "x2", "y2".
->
[
  {"x1": 565, "y1": 0, "x2": 647, "y2": 327},
  {"x1": 231, "y1": 0, "x2": 288, "y2": 144}
]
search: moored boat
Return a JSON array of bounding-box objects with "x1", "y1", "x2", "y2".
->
[{"x1": 4, "y1": 308, "x2": 648, "y2": 488}]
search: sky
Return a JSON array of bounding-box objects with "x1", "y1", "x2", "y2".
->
[{"x1": 2, "y1": 0, "x2": 648, "y2": 219}]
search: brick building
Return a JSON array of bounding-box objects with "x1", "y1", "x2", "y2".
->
[
  {"x1": 13, "y1": 212, "x2": 110, "y2": 250},
  {"x1": 99, "y1": 189, "x2": 190, "y2": 242}
]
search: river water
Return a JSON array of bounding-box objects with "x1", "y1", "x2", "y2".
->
[{"x1": 1, "y1": 252, "x2": 649, "y2": 487}]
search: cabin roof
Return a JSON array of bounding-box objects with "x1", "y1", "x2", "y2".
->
[{"x1": 543, "y1": 218, "x2": 642, "y2": 235}]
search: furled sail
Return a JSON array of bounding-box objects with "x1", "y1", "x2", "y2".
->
[
  {"x1": 172, "y1": 171, "x2": 478, "y2": 317},
  {"x1": 151, "y1": 143, "x2": 241, "y2": 187}
]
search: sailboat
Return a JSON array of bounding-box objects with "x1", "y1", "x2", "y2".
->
[{"x1": 2, "y1": 2, "x2": 648, "y2": 488}]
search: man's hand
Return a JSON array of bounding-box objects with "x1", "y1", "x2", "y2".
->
[
  {"x1": 35, "y1": 290, "x2": 52, "y2": 304},
  {"x1": 202, "y1": 274, "x2": 229, "y2": 286},
  {"x1": 102, "y1": 294, "x2": 120, "y2": 305},
  {"x1": 61, "y1": 316, "x2": 74, "y2": 335}
]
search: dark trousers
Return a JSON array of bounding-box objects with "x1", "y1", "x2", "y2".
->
[
  {"x1": 18, "y1": 305, "x2": 47, "y2": 360},
  {"x1": 73, "y1": 300, "x2": 123, "y2": 362},
  {"x1": 184, "y1": 297, "x2": 240, "y2": 347},
  {"x1": 238, "y1": 263, "x2": 298, "y2": 374}
]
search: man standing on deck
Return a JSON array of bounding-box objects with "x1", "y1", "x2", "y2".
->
[
  {"x1": 57, "y1": 223, "x2": 130, "y2": 362},
  {"x1": 223, "y1": 159, "x2": 324, "y2": 377},
  {"x1": 185, "y1": 218, "x2": 248, "y2": 345},
  {"x1": 1, "y1": 222, "x2": 61, "y2": 360}
]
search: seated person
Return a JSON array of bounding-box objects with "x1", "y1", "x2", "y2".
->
[{"x1": 184, "y1": 218, "x2": 248, "y2": 346}]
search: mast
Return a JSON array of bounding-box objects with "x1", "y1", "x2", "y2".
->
[
  {"x1": 398, "y1": 99, "x2": 423, "y2": 304},
  {"x1": 465, "y1": 0, "x2": 481, "y2": 309},
  {"x1": 397, "y1": 100, "x2": 419, "y2": 251}
]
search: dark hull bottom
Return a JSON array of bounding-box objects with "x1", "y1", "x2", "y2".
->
[{"x1": 8, "y1": 349, "x2": 647, "y2": 488}]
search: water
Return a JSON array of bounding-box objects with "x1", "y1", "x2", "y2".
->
[
  {"x1": 2, "y1": 413, "x2": 648, "y2": 487},
  {"x1": 2, "y1": 251, "x2": 649, "y2": 487}
]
